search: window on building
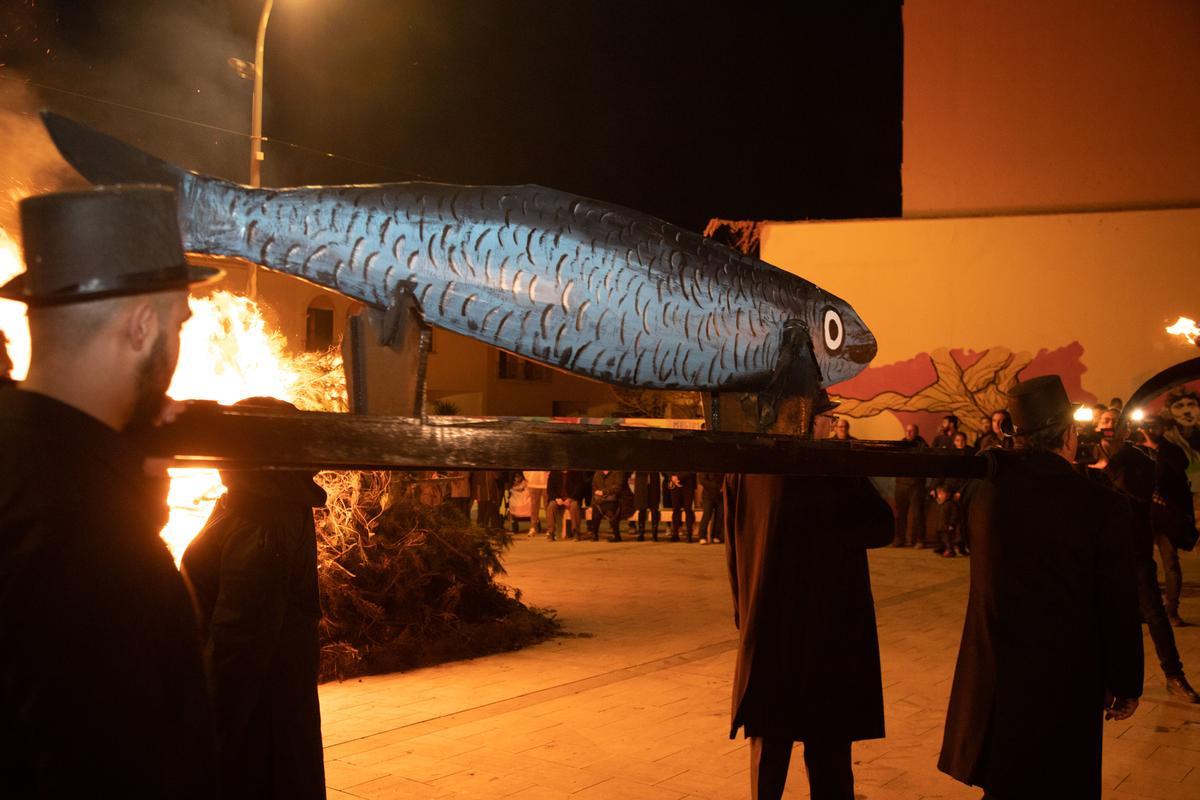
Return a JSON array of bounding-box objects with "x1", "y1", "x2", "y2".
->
[
  {"x1": 305, "y1": 298, "x2": 335, "y2": 351},
  {"x1": 498, "y1": 352, "x2": 548, "y2": 381}
]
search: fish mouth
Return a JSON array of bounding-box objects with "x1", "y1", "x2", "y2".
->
[{"x1": 846, "y1": 335, "x2": 877, "y2": 365}]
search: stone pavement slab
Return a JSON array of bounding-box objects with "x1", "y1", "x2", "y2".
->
[{"x1": 319, "y1": 536, "x2": 1200, "y2": 799}]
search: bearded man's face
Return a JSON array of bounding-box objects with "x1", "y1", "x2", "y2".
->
[{"x1": 126, "y1": 332, "x2": 175, "y2": 432}]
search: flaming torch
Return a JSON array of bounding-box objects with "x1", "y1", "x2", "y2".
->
[{"x1": 1167, "y1": 316, "x2": 1200, "y2": 347}]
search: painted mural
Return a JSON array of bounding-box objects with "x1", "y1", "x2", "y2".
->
[
  {"x1": 1145, "y1": 383, "x2": 1200, "y2": 518},
  {"x1": 828, "y1": 342, "x2": 1094, "y2": 441}
]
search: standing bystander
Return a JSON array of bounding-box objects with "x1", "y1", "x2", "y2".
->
[
  {"x1": 893, "y1": 424, "x2": 928, "y2": 547},
  {"x1": 631, "y1": 470, "x2": 662, "y2": 541},
  {"x1": 697, "y1": 472, "x2": 725, "y2": 545},
  {"x1": 523, "y1": 469, "x2": 550, "y2": 535},
  {"x1": 932, "y1": 415, "x2": 960, "y2": 449},
  {"x1": 666, "y1": 472, "x2": 697, "y2": 542}
]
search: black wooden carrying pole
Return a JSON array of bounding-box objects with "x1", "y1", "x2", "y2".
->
[{"x1": 147, "y1": 401, "x2": 988, "y2": 479}]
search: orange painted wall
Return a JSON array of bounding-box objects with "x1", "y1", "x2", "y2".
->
[
  {"x1": 904, "y1": 0, "x2": 1200, "y2": 216},
  {"x1": 760, "y1": 208, "x2": 1200, "y2": 440}
]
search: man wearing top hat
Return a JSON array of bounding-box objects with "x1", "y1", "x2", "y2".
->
[
  {"x1": 0, "y1": 185, "x2": 222, "y2": 796},
  {"x1": 938, "y1": 375, "x2": 1144, "y2": 799}
]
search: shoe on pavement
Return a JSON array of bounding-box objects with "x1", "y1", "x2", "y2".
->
[
  {"x1": 941, "y1": 550, "x2": 956, "y2": 558},
  {"x1": 1166, "y1": 675, "x2": 1200, "y2": 703},
  {"x1": 712, "y1": 537, "x2": 722, "y2": 544},
  {"x1": 699, "y1": 538, "x2": 709, "y2": 545},
  {"x1": 1169, "y1": 614, "x2": 1188, "y2": 627}
]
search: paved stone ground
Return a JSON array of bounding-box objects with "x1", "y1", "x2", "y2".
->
[{"x1": 319, "y1": 535, "x2": 1200, "y2": 799}]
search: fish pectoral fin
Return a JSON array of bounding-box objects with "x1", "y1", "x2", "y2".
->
[
  {"x1": 745, "y1": 320, "x2": 825, "y2": 432},
  {"x1": 376, "y1": 279, "x2": 427, "y2": 352}
]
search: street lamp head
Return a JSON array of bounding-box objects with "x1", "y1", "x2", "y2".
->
[{"x1": 228, "y1": 57, "x2": 256, "y2": 81}]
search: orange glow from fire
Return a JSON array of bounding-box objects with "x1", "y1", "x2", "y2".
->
[
  {"x1": 1167, "y1": 316, "x2": 1199, "y2": 346},
  {"x1": 0, "y1": 228, "x2": 30, "y2": 381},
  {"x1": 161, "y1": 290, "x2": 344, "y2": 561},
  {"x1": 0, "y1": 223, "x2": 341, "y2": 561}
]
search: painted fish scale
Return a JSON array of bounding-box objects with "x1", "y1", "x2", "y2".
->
[{"x1": 43, "y1": 112, "x2": 878, "y2": 392}]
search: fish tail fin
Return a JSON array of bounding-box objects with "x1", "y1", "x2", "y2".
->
[
  {"x1": 42, "y1": 111, "x2": 200, "y2": 192},
  {"x1": 42, "y1": 111, "x2": 244, "y2": 249}
]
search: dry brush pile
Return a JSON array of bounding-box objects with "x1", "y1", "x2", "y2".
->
[{"x1": 313, "y1": 470, "x2": 559, "y2": 682}]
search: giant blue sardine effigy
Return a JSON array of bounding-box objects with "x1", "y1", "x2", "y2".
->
[{"x1": 43, "y1": 112, "x2": 876, "y2": 393}]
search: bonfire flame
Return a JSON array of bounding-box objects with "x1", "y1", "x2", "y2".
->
[
  {"x1": 1166, "y1": 316, "x2": 1199, "y2": 346},
  {"x1": 0, "y1": 224, "x2": 344, "y2": 561},
  {"x1": 163, "y1": 290, "x2": 345, "y2": 561},
  {"x1": 0, "y1": 228, "x2": 30, "y2": 381}
]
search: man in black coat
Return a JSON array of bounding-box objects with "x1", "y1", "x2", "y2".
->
[
  {"x1": 181, "y1": 398, "x2": 329, "y2": 799},
  {"x1": 939, "y1": 375, "x2": 1144, "y2": 799},
  {"x1": 631, "y1": 471, "x2": 662, "y2": 541},
  {"x1": 892, "y1": 423, "x2": 928, "y2": 547},
  {"x1": 696, "y1": 472, "x2": 724, "y2": 544},
  {"x1": 724, "y1": 402, "x2": 894, "y2": 799},
  {"x1": 666, "y1": 472, "x2": 697, "y2": 542},
  {"x1": 0, "y1": 187, "x2": 221, "y2": 796}
]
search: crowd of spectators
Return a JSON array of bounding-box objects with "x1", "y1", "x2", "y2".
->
[{"x1": 444, "y1": 469, "x2": 725, "y2": 545}]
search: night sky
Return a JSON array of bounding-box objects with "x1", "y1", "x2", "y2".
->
[{"x1": 0, "y1": 0, "x2": 902, "y2": 232}]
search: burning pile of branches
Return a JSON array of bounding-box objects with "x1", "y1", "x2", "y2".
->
[{"x1": 313, "y1": 470, "x2": 558, "y2": 681}]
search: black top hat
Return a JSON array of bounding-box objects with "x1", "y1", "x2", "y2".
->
[
  {"x1": 0, "y1": 185, "x2": 222, "y2": 306},
  {"x1": 1007, "y1": 375, "x2": 1078, "y2": 436}
]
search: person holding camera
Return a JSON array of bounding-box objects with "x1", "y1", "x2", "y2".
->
[{"x1": 1102, "y1": 420, "x2": 1200, "y2": 703}]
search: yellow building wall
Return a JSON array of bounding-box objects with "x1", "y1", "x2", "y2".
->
[
  {"x1": 204, "y1": 263, "x2": 615, "y2": 418},
  {"x1": 760, "y1": 207, "x2": 1200, "y2": 440},
  {"x1": 904, "y1": 0, "x2": 1200, "y2": 216}
]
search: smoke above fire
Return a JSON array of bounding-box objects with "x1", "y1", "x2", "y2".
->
[{"x1": 0, "y1": 80, "x2": 84, "y2": 235}]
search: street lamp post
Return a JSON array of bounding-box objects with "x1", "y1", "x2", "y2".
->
[
  {"x1": 249, "y1": 0, "x2": 274, "y2": 190},
  {"x1": 238, "y1": 0, "x2": 275, "y2": 298}
]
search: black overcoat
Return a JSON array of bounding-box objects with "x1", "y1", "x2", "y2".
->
[
  {"x1": 938, "y1": 450, "x2": 1143, "y2": 799},
  {"x1": 631, "y1": 471, "x2": 662, "y2": 509},
  {"x1": 181, "y1": 473, "x2": 327, "y2": 800},
  {"x1": 0, "y1": 389, "x2": 217, "y2": 797},
  {"x1": 724, "y1": 473, "x2": 893, "y2": 742},
  {"x1": 547, "y1": 470, "x2": 586, "y2": 502}
]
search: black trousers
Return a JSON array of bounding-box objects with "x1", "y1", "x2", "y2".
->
[
  {"x1": 893, "y1": 479, "x2": 926, "y2": 545},
  {"x1": 636, "y1": 507, "x2": 660, "y2": 535},
  {"x1": 588, "y1": 499, "x2": 622, "y2": 537},
  {"x1": 475, "y1": 500, "x2": 501, "y2": 530},
  {"x1": 669, "y1": 487, "x2": 696, "y2": 537},
  {"x1": 750, "y1": 737, "x2": 853, "y2": 800},
  {"x1": 1136, "y1": 556, "x2": 1183, "y2": 677}
]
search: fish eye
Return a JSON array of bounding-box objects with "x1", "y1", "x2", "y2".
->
[{"x1": 822, "y1": 307, "x2": 844, "y2": 352}]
